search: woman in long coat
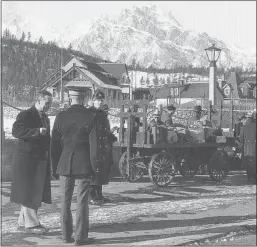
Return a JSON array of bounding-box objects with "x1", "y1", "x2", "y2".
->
[{"x1": 10, "y1": 91, "x2": 52, "y2": 233}]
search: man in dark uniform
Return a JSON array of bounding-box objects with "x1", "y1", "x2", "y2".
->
[
  {"x1": 50, "y1": 89, "x2": 96, "y2": 245},
  {"x1": 188, "y1": 105, "x2": 203, "y2": 126},
  {"x1": 89, "y1": 91, "x2": 116, "y2": 205},
  {"x1": 239, "y1": 112, "x2": 256, "y2": 182}
]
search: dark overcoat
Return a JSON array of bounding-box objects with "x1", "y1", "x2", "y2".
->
[
  {"x1": 10, "y1": 105, "x2": 52, "y2": 210},
  {"x1": 89, "y1": 108, "x2": 117, "y2": 185},
  {"x1": 239, "y1": 121, "x2": 256, "y2": 178},
  {"x1": 239, "y1": 122, "x2": 256, "y2": 157},
  {"x1": 50, "y1": 105, "x2": 96, "y2": 177}
]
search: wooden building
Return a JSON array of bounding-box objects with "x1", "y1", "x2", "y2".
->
[{"x1": 41, "y1": 58, "x2": 131, "y2": 106}]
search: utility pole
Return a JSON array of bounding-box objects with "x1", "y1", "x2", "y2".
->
[{"x1": 60, "y1": 48, "x2": 63, "y2": 103}]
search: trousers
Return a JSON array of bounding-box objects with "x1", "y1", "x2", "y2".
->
[
  {"x1": 60, "y1": 175, "x2": 91, "y2": 241},
  {"x1": 18, "y1": 206, "x2": 40, "y2": 228}
]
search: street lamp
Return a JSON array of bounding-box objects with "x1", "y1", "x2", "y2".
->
[{"x1": 205, "y1": 44, "x2": 222, "y2": 105}]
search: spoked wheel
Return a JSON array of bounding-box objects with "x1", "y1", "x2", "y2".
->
[
  {"x1": 148, "y1": 152, "x2": 177, "y2": 187},
  {"x1": 119, "y1": 151, "x2": 145, "y2": 182},
  {"x1": 208, "y1": 150, "x2": 230, "y2": 182},
  {"x1": 178, "y1": 157, "x2": 198, "y2": 178}
]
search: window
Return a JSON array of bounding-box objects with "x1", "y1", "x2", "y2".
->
[
  {"x1": 53, "y1": 88, "x2": 57, "y2": 97},
  {"x1": 170, "y1": 88, "x2": 174, "y2": 96},
  {"x1": 224, "y1": 88, "x2": 230, "y2": 96},
  {"x1": 241, "y1": 86, "x2": 247, "y2": 95},
  {"x1": 253, "y1": 90, "x2": 256, "y2": 98},
  {"x1": 174, "y1": 88, "x2": 179, "y2": 96}
]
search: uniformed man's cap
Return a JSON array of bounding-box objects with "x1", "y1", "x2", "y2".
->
[
  {"x1": 93, "y1": 91, "x2": 105, "y2": 100},
  {"x1": 193, "y1": 105, "x2": 203, "y2": 112},
  {"x1": 167, "y1": 104, "x2": 176, "y2": 111},
  {"x1": 68, "y1": 90, "x2": 85, "y2": 97}
]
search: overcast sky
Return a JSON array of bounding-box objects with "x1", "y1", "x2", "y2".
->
[{"x1": 2, "y1": 1, "x2": 256, "y2": 52}]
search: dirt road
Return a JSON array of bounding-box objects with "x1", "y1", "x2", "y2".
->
[{"x1": 1, "y1": 171, "x2": 256, "y2": 246}]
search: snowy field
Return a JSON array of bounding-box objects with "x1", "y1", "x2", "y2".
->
[{"x1": 3, "y1": 107, "x2": 120, "y2": 139}]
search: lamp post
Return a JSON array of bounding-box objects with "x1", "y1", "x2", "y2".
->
[{"x1": 205, "y1": 44, "x2": 222, "y2": 105}]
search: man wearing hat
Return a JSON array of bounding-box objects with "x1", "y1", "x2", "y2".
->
[
  {"x1": 188, "y1": 105, "x2": 203, "y2": 126},
  {"x1": 89, "y1": 91, "x2": 117, "y2": 205},
  {"x1": 239, "y1": 111, "x2": 256, "y2": 182},
  {"x1": 51, "y1": 89, "x2": 96, "y2": 245},
  {"x1": 161, "y1": 104, "x2": 176, "y2": 127}
]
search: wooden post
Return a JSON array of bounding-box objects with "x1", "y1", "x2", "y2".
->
[
  {"x1": 143, "y1": 104, "x2": 147, "y2": 144},
  {"x1": 208, "y1": 101, "x2": 212, "y2": 121},
  {"x1": 126, "y1": 114, "x2": 131, "y2": 177},
  {"x1": 229, "y1": 99, "x2": 234, "y2": 131},
  {"x1": 218, "y1": 101, "x2": 223, "y2": 128},
  {"x1": 119, "y1": 104, "x2": 124, "y2": 143}
]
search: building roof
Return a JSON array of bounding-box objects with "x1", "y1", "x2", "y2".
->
[
  {"x1": 97, "y1": 63, "x2": 128, "y2": 80},
  {"x1": 153, "y1": 83, "x2": 224, "y2": 99},
  {"x1": 179, "y1": 83, "x2": 225, "y2": 99},
  {"x1": 77, "y1": 67, "x2": 121, "y2": 90},
  {"x1": 64, "y1": 78, "x2": 93, "y2": 91},
  {"x1": 225, "y1": 72, "x2": 242, "y2": 98}
]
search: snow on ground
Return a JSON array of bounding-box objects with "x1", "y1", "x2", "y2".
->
[{"x1": 3, "y1": 107, "x2": 121, "y2": 139}]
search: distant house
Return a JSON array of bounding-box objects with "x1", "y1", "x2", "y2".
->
[
  {"x1": 222, "y1": 72, "x2": 256, "y2": 99},
  {"x1": 97, "y1": 62, "x2": 131, "y2": 99},
  {"x1": 151, "y1": 82, "x2": 225, "y2": 106},
  {"x1": 41, "y1": 58, "x2": 130, "y2": 104}
]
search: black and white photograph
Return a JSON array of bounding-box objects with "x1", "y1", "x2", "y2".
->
[{"x1": 1, "y1": 1, "x2": 256, "y2": 246}]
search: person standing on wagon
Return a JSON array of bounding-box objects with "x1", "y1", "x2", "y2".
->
[{"x1": 11, "y1": 90, "x2": 53, "y2": 234}]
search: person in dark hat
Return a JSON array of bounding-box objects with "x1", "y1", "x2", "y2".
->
[
  {"x1": 238, "y1": 111, "x2": 256, "y2": 182},
  {"x1": 51, "y1": 89, "x2": 96, "y2": 245},
  {"x1": 188, "y1": 105, "x2": 203, "y2": 126},
  {"x1": 234, "y1": 114, "x2": 246, "y2": 138},
  {"x1": 89, "y1": 91, "x2": 117, "y2": 205},
  {"x1": 161, "y1": 104, "x2": 176, "y2": 127}
]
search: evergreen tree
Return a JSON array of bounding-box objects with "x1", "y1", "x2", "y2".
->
[
  {"x1": 146, "y1": 77, "x2": 150, "y2": 85},
  {"x1": 20, "y1": 31, "x2": 26, "y2": 42},
  {"x1": 167, "y1": 76, "x2": 171, "y2": 84},
  {"x1": 140, "y1": 76, "x2": 144, "y2": 85},
  {"x1": 68, "y1": 43, "x2": 72, "y2": 51},
  {"x1": 38, "y1": 36, "x2": 44, "y2": 45},
  {"x1": 3, "y1": 28, "x2": 11, "y2": 39},
  {"x1": 27, "y1": 32, "x2": 31, "y2": 41},
  {"x1": 153, "y1": 74, "x2": 159, "y2": 85}
]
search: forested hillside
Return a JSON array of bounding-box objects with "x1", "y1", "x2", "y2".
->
[{"x1": 2, "y1": 29, "x2": 255, "y2": 106}]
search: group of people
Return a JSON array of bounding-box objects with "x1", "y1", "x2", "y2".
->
[
  {"x1": 10, "y1": 89, "x2": 116, "y2": 245},
  {"x1": 235, "y1": 111, "x2": 256, "y2": 181}
]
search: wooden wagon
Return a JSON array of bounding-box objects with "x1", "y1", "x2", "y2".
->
[{"x1": 112, "y1": 100, "x2": 236, "y2": 187}]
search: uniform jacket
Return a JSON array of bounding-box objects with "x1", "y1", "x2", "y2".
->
[
  {"x1": 10, "y1": 105, "x2": 52, "y2": 209},
  {"x1": 50, "y1": 105, "x2": 96, "y2": 177},
  {"x1": 239, "y1": 122, "x2": 256, "y2": 157},
  {"x1": 90, "y1": 108, "x2": 117, "y2": 185}
]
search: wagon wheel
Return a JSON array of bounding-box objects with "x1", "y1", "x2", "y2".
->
[
  {"x1": 148, "y1": 152, "x2": 176, "y2": 187},
  {"x1": 208, "y1": 150, "x2": 230, "y2": 182},
  {"x1": 178, "y1": 157, "x2": 198, "y2": 178},
  {"x1": 119, "y1": 151, "x2": 144, "y2": 182}
]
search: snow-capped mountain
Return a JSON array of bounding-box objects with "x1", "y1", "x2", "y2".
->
[
  {"x1": 72, "y1": 5, "x2": 256, "y2": 69},
  {"x1": 2, "y1": 4, "x2": 256, "y2": 69}
]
